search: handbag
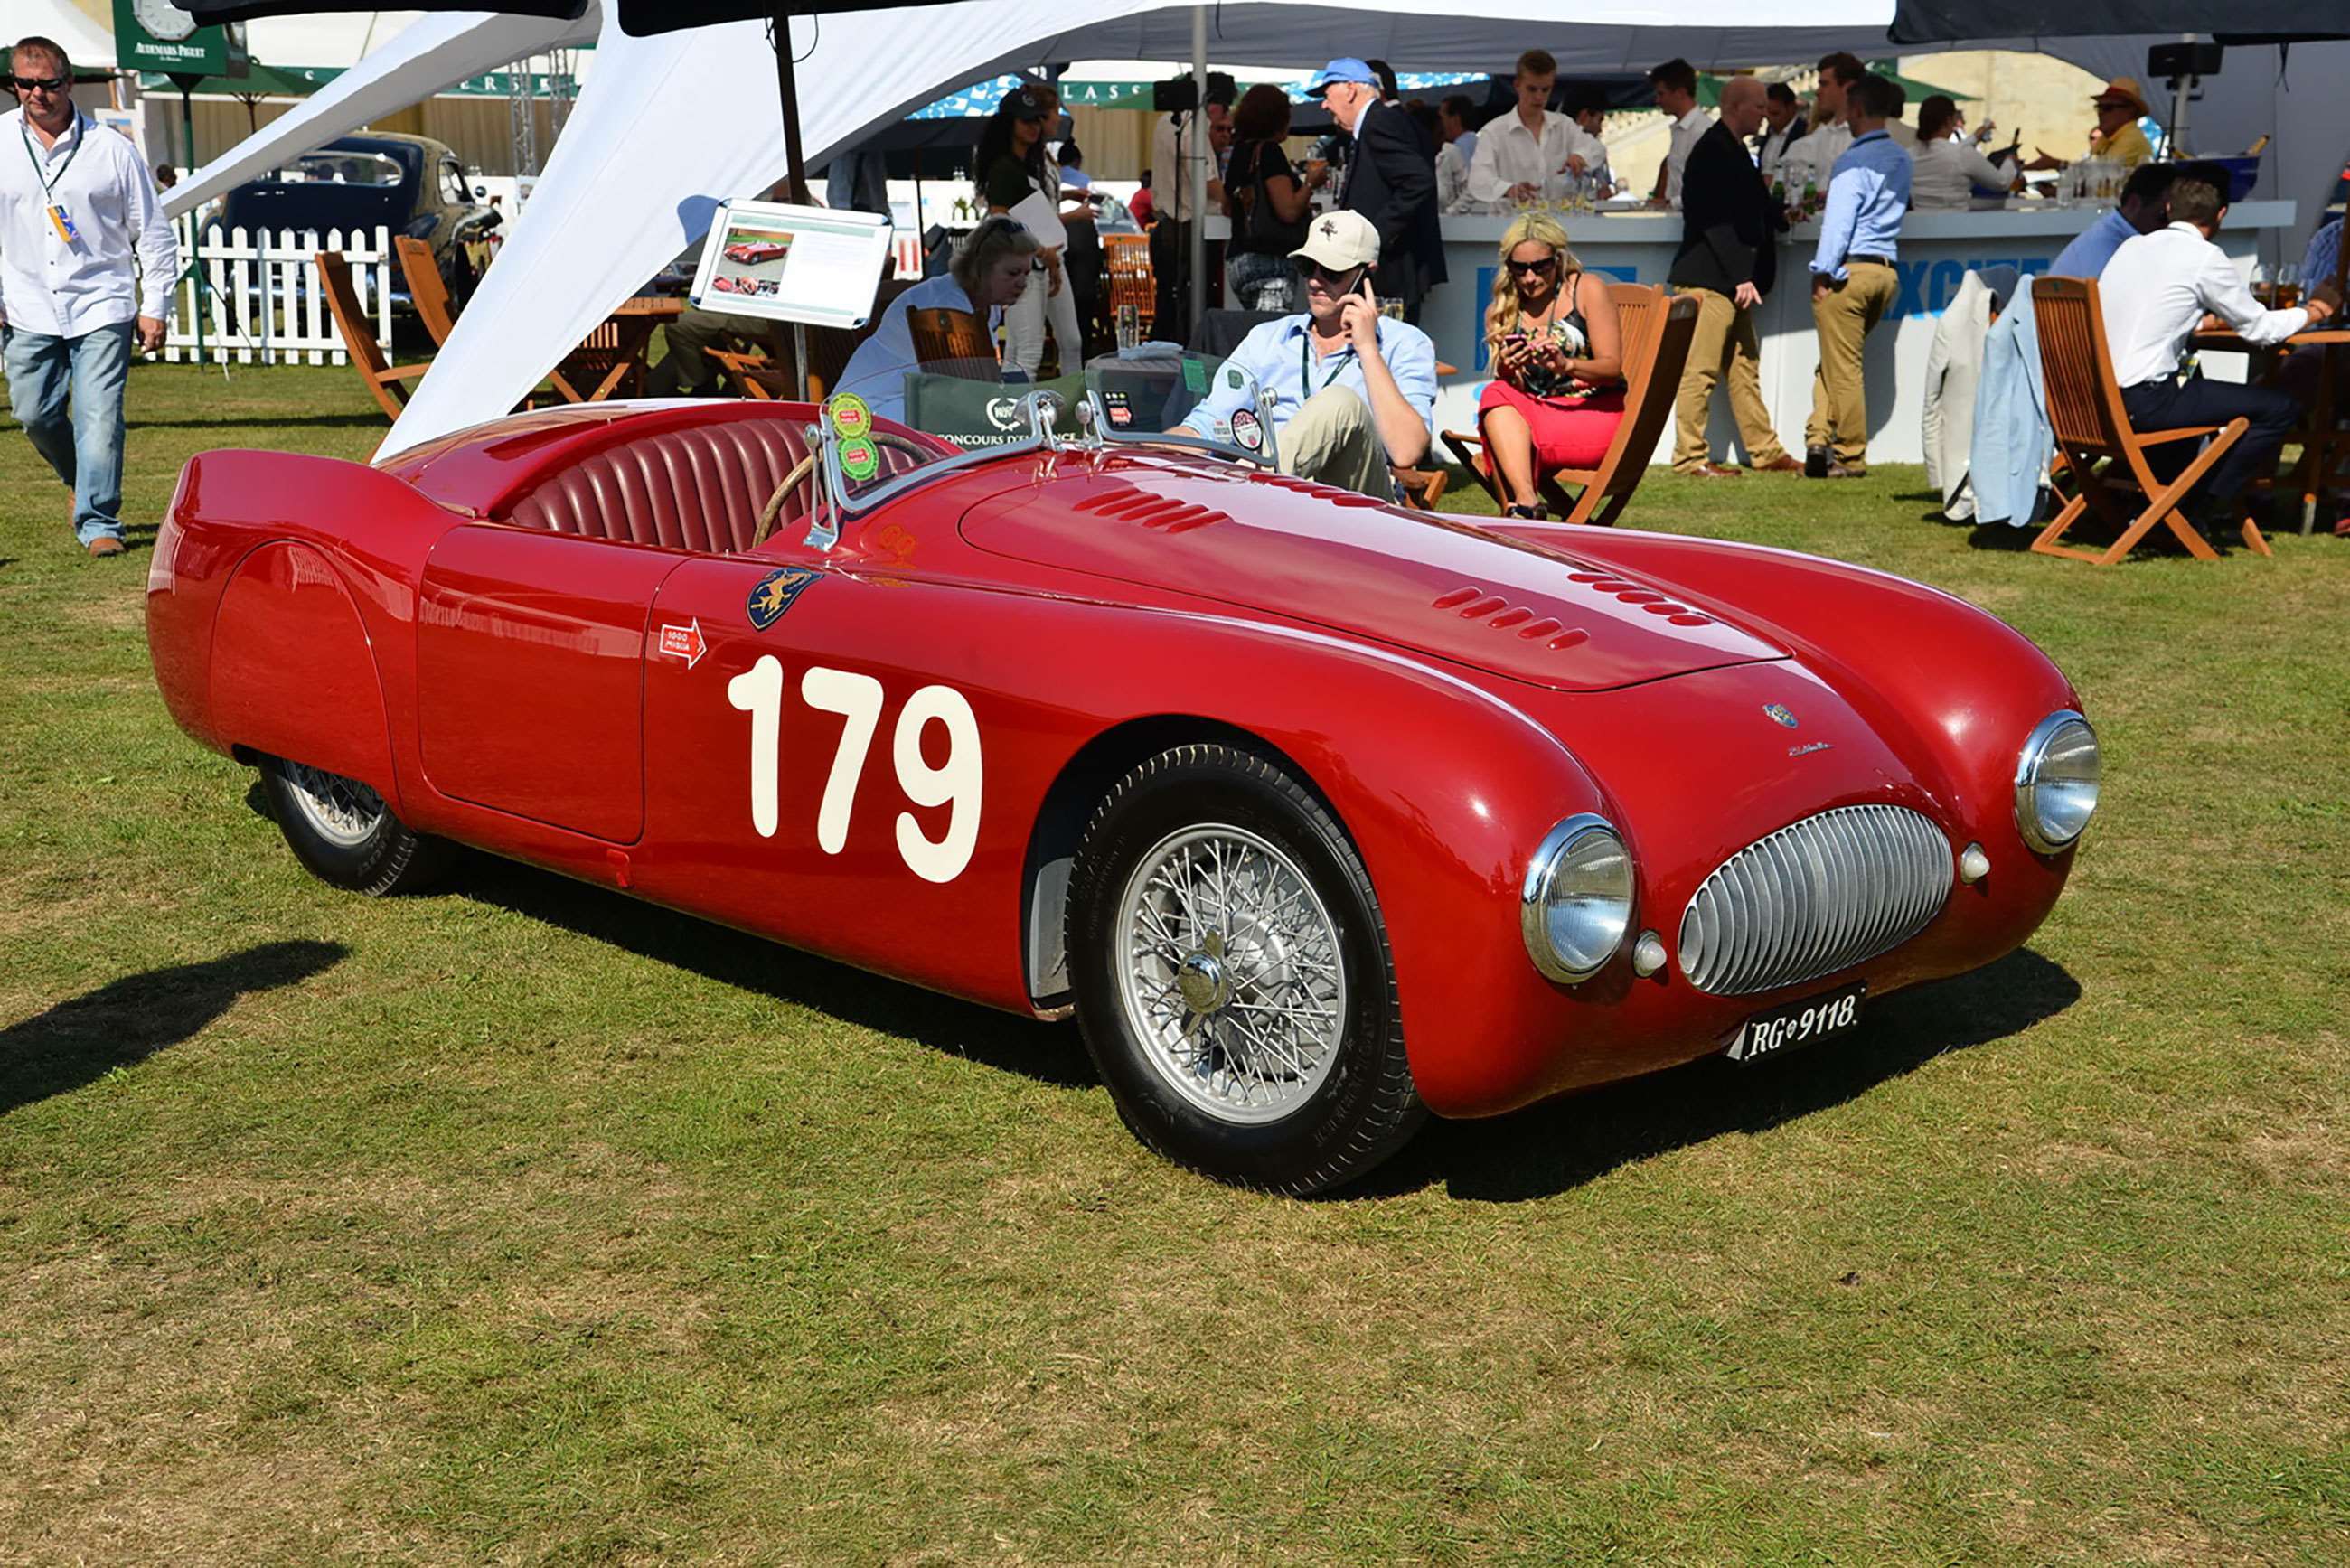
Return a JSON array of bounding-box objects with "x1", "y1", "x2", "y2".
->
[{"x1": 1240, "y1": 142, "x2": 1311, "y2": 256}]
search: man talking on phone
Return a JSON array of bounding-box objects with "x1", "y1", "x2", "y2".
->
[
  {"x1": 1175, "y1": 210, "x2": 1436, "y2": 498},
  {"x1": 1, "y1": 35, "x2": 176, "y2": 557}
]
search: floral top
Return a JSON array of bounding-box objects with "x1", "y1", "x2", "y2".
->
[{"x1": 1500, "y1": 272, "x2": 1603, "y2": 402}]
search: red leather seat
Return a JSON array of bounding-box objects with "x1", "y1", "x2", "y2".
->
[
  {"x1": 499, "y1": 418, "x2": 949, "y2": 555},
  {"x1": 503, "y1": 419, "x2": 810, "y2": 554}
]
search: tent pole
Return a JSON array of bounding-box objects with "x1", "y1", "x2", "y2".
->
[
  {"x1": 774, "y1": 5, "x2": 812, "y2": 400},
  {"x1": 1188, "y1": 4, "x2": 1207, "y2": 342},
  {"x1": 774, "y1": 6, "x2": 811, "y2": 204}
]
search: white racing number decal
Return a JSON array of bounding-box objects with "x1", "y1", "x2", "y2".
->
[{"x1": 726, "y1": 654, "x2": 982, "y2": 881}]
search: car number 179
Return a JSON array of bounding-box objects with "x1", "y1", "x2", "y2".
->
[{"x1": 1727, "y1": 983, "x2": 1865, "y2": 1064}]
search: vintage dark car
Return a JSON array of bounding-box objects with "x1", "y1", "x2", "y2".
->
[{"x1": 214, "y1": 132, "x2": 501, "y2": 308}]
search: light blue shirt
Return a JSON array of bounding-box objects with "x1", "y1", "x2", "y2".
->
[
  {"x1": 2304, "y1": 217, "x2": 2342, "y2": 291},
  {"x1": 2050, "y1": 209, "x2": 2138, "y2": 279},
  {"x1": 1810, "y1": 128, "x2": 1911, "y2": 281},
  {"x1": 1969, "y1": 285, "x2": 2052, "y2": 529},
  {"x1": 1179, "y1": 313, "x2": 1439, "y2": 446}
]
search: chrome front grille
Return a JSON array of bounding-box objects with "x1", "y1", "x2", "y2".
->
[{"x1": 1677, "y1": 805, "x2": 1953, "y2": 996}]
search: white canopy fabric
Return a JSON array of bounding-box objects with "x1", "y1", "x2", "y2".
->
[
  {"x1": 161, "y1": 7, "x2": 599, "y2": 218},
  {"x1": 379, "y1": 0, "x2": 1907, "y2": 456},
  {"x1": 21, "y1": 0, "x2": 117, "y2": 67}
]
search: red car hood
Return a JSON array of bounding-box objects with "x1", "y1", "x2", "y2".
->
[{"x1": 958, "y1": 455, "x2": 1787, "y2": 692}]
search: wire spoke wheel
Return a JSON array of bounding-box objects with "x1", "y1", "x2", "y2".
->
[
  {"x1": 282, "y1": 761, "x2": 388, "y2": 848},
  {"x1": 1114, "y1": 824, "x2": 1347, "y2": 1125}
]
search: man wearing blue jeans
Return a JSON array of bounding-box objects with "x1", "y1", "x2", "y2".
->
[{"x1": 1, "y1": 35, "x2": 177, "y2": 558}]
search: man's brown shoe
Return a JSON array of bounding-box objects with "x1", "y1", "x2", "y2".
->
[
  {"x1": 1823, "y1": 461, "x2": 1869, "y2": 480},
  {"x1": 86, "y1": 537, "x2": 126, "y2": 558},
  {"x1": 1751, "y1": 454, "x2": 1804, "y2": 473},
  {"x1": 1696, "y1": 462, "x2": 1744, "y2": 478}
]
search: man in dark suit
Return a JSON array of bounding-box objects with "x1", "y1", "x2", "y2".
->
[
  {"x1": 1668, "y1": 76, "x2": 1799, "y2": 476},
  {"x1": 1758, "y1": 82, "x2": 1806, "y2": 188},
  {"x1": 1311, "y1": 57, "x2": 1446, "y2": 321}
]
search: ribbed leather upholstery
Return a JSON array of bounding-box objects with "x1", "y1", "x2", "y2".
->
[
  {"x1": 503, "y1": 420, "x2": 811, "y2": 554},
  {"x1": 500, "y1": 420, "x2": 945, "y2": 554}
]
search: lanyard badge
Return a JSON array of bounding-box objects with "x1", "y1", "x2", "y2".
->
[{"x1": 46, "y1": 202, "x2": 80, "y2": 244}]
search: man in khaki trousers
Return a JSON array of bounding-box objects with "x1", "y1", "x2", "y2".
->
[
  {"x1": 1804, "y1": 75, "x2": 1912, "y2": 478},
  {"x1": 1667, "y1": 77, "x2": 1798, "y2": 476}
]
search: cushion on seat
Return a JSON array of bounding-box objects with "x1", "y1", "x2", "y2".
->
[{"x1": 504, "y1": 419, "x2": 813, "y2": 553}]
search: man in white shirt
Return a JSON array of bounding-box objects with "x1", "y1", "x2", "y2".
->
[
  {"x1": 1466, "y1": 49, "x2": 1575, "y2": 210},
  {"x1": 1646, "y1": 58, "x2": 1709, "y2": 210},
  {"x1": 1148, "y1": 72, "x2": 1233, "y2": 335},
  {"x1": 1559, "y1": 85, "x2": 1614, "y2": 197},
  {"x1": 1777, "y1": 52, "x2": 1865, "y2": 200},
  {"x1": 1434, "y1": 94, "x2": 1479, "y2": 214},
  {"x1": 2099, "y1": 173, "x2": 2339, "y2": 532},
  {"x1": 1, "y1": 36, "x2": 177, "y2": 557}
]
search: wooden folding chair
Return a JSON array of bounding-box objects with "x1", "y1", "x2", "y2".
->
[
  {"x1": 907, "y1": 305, "x2": 1000, "y2": 383},
  {"x1": 2029, "y1": 276, "x2": 2268, "y2": 563},
  {"x1": 707, "y1": 347, "x2": 791, "y2": 399},
  {"x1": 1441, "y1": 285, "x2": 1699, "y2": 526},
  {"x1": 315, "y1": 249, "x2": 425, "y2": 422},
  {"x1": 392, "y1": 235, "x2": 458, "y2": 348},
  {"x1": 1102, "y1": 233, "x2": 1158, "y2": 341}
]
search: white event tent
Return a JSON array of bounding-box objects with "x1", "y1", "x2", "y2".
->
[{"x1": 154, "y1": 2, "x2": 2348, "y2": 459}]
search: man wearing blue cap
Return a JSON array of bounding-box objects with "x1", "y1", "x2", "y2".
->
[{"x1": 1311, "y1": 58, "x2": 1446, "y2": 321}]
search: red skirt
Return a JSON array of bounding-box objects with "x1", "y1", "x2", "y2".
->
[{"x1": 1478, "y1": 380, "x2": 1627, "y2": 471}]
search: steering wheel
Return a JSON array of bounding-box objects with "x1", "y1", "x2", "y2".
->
[{"x1": 750, "y1": 430, "x2": 942, "y2": 548}]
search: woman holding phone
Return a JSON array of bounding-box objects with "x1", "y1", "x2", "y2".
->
[{"x1": 1475, "y1": 213, "x2": 1624, "y2": 520}]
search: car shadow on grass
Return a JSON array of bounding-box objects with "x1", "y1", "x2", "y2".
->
[
  {"x1": 0, "y1": 940, "x2": 347, "y2": 1114},
  {"x1": 452, "y1": 859, "x2": 1097, "y2": 1090},
  {"x1": 1365, "y1": 947, "x2": 2082, "y2": 1203}
]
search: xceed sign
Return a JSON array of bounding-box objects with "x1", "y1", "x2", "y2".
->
[{"x1": 113, "y1": 0, "x2": 247, "y2": 79}]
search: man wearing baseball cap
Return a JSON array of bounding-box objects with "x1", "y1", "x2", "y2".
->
[
  {"x1": 1176, "y1": 209, "x2": 1437, "y2": 497},
  {"x1": 1310, "y1": 56, "x2": 1445, "y2": 319}
]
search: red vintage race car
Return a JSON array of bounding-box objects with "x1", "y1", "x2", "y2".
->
[
  {"x1": 146, "y1": 363, "x2": 2100, "y2": 1193},
  {"x1": 721, "y1": 239, "x2": 790, "y2": 265}
]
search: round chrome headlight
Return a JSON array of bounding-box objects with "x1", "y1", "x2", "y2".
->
[
  {"x1": 2015, "y1": 709, "x2": 2101, "y2": 854},
  {"x1": 1521, "y1": 814, "x2": 1635, "y2": 983}
]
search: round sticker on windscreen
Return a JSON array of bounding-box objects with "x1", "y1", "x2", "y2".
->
[
  {"x1": 826, "y1": 392, "x2": 874, "y2": 439},
  {"x1": 1229, "y1": 406, "x2": 1264, "y2": 453},
  {"x1": 838, "y1": 435, "x2": 881, "y2": 482}
]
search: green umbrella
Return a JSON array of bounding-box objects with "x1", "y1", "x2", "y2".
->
[{"x1": 137, "y1": 59, "x2": 321, "y2": 102}]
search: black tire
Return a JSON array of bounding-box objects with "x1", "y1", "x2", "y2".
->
[
  {"x1": 1067, "y1": 744, "x2": 1424, "y2": 1194},
  {"x1": 258, "y1": 756, "x2": 454, "y2": 897}
]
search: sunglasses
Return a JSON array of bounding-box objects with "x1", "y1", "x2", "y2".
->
[
  {"x1": 12, "y1": 75, "x2": 69, "y2": 94},
  {"x1": 1292, "y1": 259, "x2": 1368, "y2": 290},
  {"x1": 1506, "y1": 255, "x2": 1559, "y2": 276}
]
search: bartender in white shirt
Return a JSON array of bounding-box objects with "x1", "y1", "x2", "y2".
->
[
  {"x1": 1434, "y1": 94, "x2": 1480, "y2": 214},
  {"x1": 1908, "y1": 95, "x2": 2018, "y2": 209},
  {"x1": 2099, "y1": 168, "x2": 2339, "y2": 534},
  {"x1": 1646, "y1": 58, "x2": 1709, "y2": 209},
  {"x1": 1466, "y1": 48, "x2": 1578, "y2": 209},
  {"x1": 0, "y1": 35, "x2": 177, "y2": 558},
  {"x1": 1558, "y1": 84, "x2": 1615, "y2": 197},
  {"x1": 1777, "y1": 52, "x2": 1866, "y2": 199}
]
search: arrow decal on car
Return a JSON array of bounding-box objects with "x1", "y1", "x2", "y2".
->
[{"x1": 657, "y1": 618, "x2": 708, "y2": 669}]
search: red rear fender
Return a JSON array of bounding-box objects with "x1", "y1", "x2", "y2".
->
[{"x1": 210, "y1": 541, "x2": 399, "y2": 803}]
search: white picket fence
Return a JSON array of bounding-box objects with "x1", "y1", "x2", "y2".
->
[{"x1": 163, "y1": 218, "x2": 394, "y2": 367}]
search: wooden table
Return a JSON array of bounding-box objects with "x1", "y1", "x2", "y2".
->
[
  {"x1": 550, "y1": 295, "x2": 687, "y2": 404},
  {"x1": 2191, "y1": 323, "x2": 2350, "y2": 534}
]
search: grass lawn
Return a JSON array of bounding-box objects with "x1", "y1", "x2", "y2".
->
[{"x1": 3, "y1": 361, "x2": 2346, "y2": 1564}]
